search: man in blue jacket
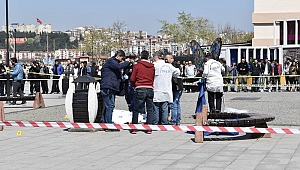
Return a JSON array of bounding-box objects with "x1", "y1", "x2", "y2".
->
[
  {"x1": 9, "y1": 58, "x2": 26, "y2": 105},
  {"x1": 50, "y1": 59, "x2": 64, "y2": 94},
  {"x1": 100, "y1": 50, "x2": 130, "y2": 126}
]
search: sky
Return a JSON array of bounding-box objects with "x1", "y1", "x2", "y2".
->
[{"x1": 1, "y1": 0, "x2": 254, "y2": 35}]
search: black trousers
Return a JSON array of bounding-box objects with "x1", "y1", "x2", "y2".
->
[
  {"x1": 30, "y1": 80, "x2": 40, "y2": 93},
  {"x1": 272, "y1": 77, "x2": 281, "y2": 91},
  {"x1": 207, "y1": 91, "x2": 223, "y2": 113},
  {"x1": 0, "y1": 80, "x2": 5, "y2": 96},
  {"x1": 51, "y1": 76, "x2": 60, "y2": 93},
  {"x1": 12, "y1": 81, "x2": 25, "y2": 103},
  {"x1": 41, "y1": 80, "x2": 48, "y2": 93}
]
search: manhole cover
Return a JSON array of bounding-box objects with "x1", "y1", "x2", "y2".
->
[{"x1": 231, "y1": 97, "x2": 261, "y2": 101}]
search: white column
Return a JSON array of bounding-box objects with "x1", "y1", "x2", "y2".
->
[
  {"x1": 284, "y1": 21, "x2": 288, "y2": 45},
  {"x1": 279, "y1": 47, "x2": 283, "y2": 65},
  {"x1": 260, "y1": 48, "x2": 264, "y2": 59},
  {"x1": 267, "y1": 48, "x2": 270, "y2": 60},
  {"x1": 226, "y1": 48, "x2": 231, "y2": 65},
  {"x1": 246, "y1": 48, "x2": 249, "y2": 62},
  {"x1": 296, "y1": 20, "x2": 298, "y2": 45},
  {"x1": 253, "y1": 48, "x2": 256, "y2": 59},
  {"x1": 274, "y1": 48, "x2": 277, "y2": 60},
  {"x1": 237, "y1": 47, "x2": 241, "y2": 63},
  {"x1": 274, "y1": 21, "x2": 277, "y2": 45}
]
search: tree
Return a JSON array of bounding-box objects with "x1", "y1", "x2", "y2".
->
[
  {"x1": 158, "y1": 12, "x2": 216, "y2": 52},
  {"x1": 218, "y1": 23, "x2": 254, "y2": 44},
  {"x1": 111, "y1": 20, "x2": 129, "y2": 50}
]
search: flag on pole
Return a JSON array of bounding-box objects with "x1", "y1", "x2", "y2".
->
[
  {"x1": 195, "y1": 78, "x2": 206, "y2": 113},
  {"x1": 36, "y1": 18, "x2": 42, "y2": 24},
  {"x1": 190, "y1": 40, "x2": 205, "y2": 69},
  {"x1": 210, "y1": 37, "x2": 222, "y2": 61}
]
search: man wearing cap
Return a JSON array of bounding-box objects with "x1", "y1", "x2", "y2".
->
[{"x1": 100, "y1": 50, "x2": 131, "y2": 127}]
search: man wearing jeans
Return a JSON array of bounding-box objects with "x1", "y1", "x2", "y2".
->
[
  {"x1": 165, "y1": 55, "x2": 183, "y2": 125},
  {"x1": 261, "y1": 58, "x2": 272, "y2": 92},
  {"x1": 153, "y1": 52, "x2": 180, "y2": 125},
  {"x1": 8, "y1": 58, "x2": 26, "y2": 105},
  {"x1": 100, "y1": 50, "x2": 130, "y2": 127},
  {"x1": 130, "y1": 50, "x2": 155, "y2": 134}
]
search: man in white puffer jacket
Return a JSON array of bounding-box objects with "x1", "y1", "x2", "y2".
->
[
  {"x1": 203, "y1": 54, "x2": 224, "y2": 113},
  {"x1": 153, "y1": 52, "x2": 180, "y2": 125}
]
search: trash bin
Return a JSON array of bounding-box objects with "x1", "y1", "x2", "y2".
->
[
  {"x1": 62, "y1": 77, "x2": 69, "y2": 94},
  {"x1": 66, "y1": 75, "x2": 104, "y2": 123}
]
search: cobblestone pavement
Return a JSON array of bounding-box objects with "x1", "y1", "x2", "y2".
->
[{"x1": 2, "y1": 90, "x2": 300, "y2": 170}]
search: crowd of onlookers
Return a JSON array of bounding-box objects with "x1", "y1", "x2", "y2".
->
[
  {"x1": 220, "y1": 57, "x2": 300, "y2": 92},
  {"x1": 0, "y1": 58, "x2": 106, "y2": 97},
  {"x1": 3, "y1": 55, "x2": 298, "y2": 99}
]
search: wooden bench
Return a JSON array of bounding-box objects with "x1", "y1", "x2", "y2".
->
[
  {"x1": 194, "y1": 107, "x2": 275, "y2": 142},
  {"x1": 206, "y1": 112, "x2": 275, "y2": 138}
]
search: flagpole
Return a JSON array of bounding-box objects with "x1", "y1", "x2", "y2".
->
[
  {"x1": 5, "y1": 0, "x2": 9, "y2": 66},
  {"x1": 47, "y1": 31, "x2": 49, "y2": 64},
  {"x1": 5, "y1": 0, "x2": 11, "y2": 102}
]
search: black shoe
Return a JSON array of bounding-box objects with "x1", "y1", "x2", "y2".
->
[
  {"x1": 21, "y1": 101, "x2": 27, "y2": 104},
  {"x1": 105, "y1": 129, "x2": 120, "y2": 132},
  {"x1": 9, "y1": 102, "x2": 16, "y2": 105},
  {"x1": 29, "y1": 93, "x2": 33, "y2": 95}
]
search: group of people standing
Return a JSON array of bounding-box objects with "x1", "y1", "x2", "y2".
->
[
  {"x1": 0, "y1": 57, "x2": 106, "y2": 105},
  {"x1": 99, "y1": 49, "x2": 225, "y2": 134},
  {"x1": 100, "y1": 50, "x2": 183, "y2": 134}
]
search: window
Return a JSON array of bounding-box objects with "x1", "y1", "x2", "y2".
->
[
  {"x1": 256, "y1": 49, "x2": 261, "y2": 59},
  {"x1": 280, "y1": 21, "x2": 283, "y2": 45},
  {"x1": 287, "y1": 21, "x2": 296, "y2": 44},
  {"x1": 298, "y1": 20, "x2": 300, "y2": 44}
]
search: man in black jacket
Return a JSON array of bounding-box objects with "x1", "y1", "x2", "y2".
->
[
  {"x1": 28, "y1": 61, "x2": 40, "y2": 95},
  {"x1": 261, "y1": 58, "x2": 272, "y2": 92},
  {"x1": 237, "y1": 58, "x2": 249, "y2": 92},
  {"x1": 0, "y1": 62, "x2": 6, "y2": 96},
  {"x1": 39, "y1": 62, "x2": 49, "y2": 94},
  {"x1": 100, "y1": 50, "x2": 130, "y2": 125},
  {"x1": 250, "y1": 59, "x2": 262, "y2": 92}
]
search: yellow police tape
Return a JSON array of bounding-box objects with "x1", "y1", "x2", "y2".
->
[{"x1": 2, "y1": 71, "x2": 300, "y2": 89}]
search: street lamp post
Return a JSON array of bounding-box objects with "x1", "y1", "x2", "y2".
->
[
  {"x1": 14, "y1": 29, "x2": 16, "y2": 59},
  {"x1": 149, "y1": 38, "x2": 152, "y2": 57},
  {"x1": 5, "y1": 0, "x2": 11, "y2": 101},
  {"x1": 5, "y1": 0, "x2": 9, "y2": 67},
  {"x1": 11, "y1": 23, "x2": 18, "y2": 60}
]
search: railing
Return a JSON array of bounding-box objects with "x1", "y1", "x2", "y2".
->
[{"x1": 182, "y1": 75, "x2": 300, "y2": 90}]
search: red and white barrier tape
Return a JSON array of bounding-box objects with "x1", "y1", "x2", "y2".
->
[{"x1": 0, "y1": 121, "x2": 299, "y2": 134}]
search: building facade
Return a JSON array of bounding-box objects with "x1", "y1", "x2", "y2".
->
[
  {"x1": 2, "y1": 24, "x2": 52, "y2": 34},
  {"x1": 220, "y1": 0, "x2": 300, "y2": 65},
  {"x1": 252, "y1": 0, "x2": 300, "y2": 47}
]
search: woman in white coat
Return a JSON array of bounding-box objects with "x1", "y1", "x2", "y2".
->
[{"x1": 202, "y1": 54, "x2": 224, "y2": 113}]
